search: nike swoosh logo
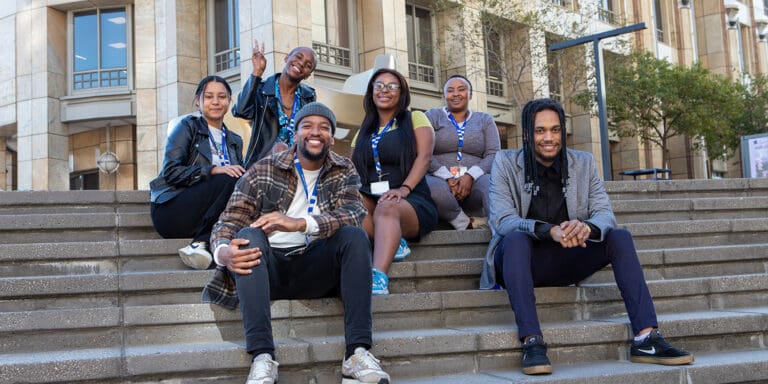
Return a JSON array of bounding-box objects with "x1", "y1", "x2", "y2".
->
[{"x1": 637, "y1": 347, "x2": 656, "y2": 354}]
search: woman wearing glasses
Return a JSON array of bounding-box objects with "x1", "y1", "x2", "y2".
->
[
  {"x1": 425, "y1": 75, "x2": 500, "y2": 230},
  {"x1": 352, "y1": 68, "x2": 437, "y2": 295}
]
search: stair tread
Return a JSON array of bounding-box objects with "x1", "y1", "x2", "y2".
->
[{"x1": 396, "y1": 348, "x2": 768, "y2": 383}]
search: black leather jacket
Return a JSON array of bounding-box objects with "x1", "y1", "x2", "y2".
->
[
  {"x1": 150, "y1": 115, "x2": 243, "y2": 203},
  {"x1": 232, "y1": 73, "x2": 316, "y2": 168}
]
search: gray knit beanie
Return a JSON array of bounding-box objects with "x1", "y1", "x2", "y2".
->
[{"x1": 294, "y1": 102, "x2": 336, "y2": 134}]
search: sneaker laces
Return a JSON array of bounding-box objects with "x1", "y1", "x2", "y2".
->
[
  {"x1": 249, "y1": 355, "x2": 278, "y2": 380},
  {"x1": 351, "y1": 348, "x2": 383, "y2": 370}
]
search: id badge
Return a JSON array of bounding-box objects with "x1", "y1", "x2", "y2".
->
[
  {"x1": 450, "y1": 166, "x2": 468, "y2": 178},
  {"x1": 370, "y1": 180, "x2": 390, "y2": 195}
]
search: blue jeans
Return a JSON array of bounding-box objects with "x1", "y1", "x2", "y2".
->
[
  {"x1": 494, "y1": 228, "x2": 658, "y2": 340},
  {"x1": 231, "y1": 226, "x2": 373, "y2": 355}
]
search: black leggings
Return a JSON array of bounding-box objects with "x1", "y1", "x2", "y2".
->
[{"x1": 150, "y1": 174, "x2": 238, "y2": 243}]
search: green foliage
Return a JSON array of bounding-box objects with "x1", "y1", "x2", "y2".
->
[{"x1": 575, "y1": 51, "x2": 762, "y2": 168}]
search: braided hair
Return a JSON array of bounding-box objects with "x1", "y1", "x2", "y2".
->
[{"x1": 520, "y1": 98, "x2": 568, "y2": 196}]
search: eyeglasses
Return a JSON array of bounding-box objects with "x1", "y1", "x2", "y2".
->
[{"x1": 373, "y1": 82, "x2": 401, "y2": 92}]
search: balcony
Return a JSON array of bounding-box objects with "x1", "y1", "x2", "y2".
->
[
  {"x1": 409, "y1": 62, "x2": 436, "y2": 84},
  {"x1": 549, "y1": 0, "x2": 573, "y2": 10},
  {"x1": 214, "y1": 47, "x2": 240, "y2": 73},
  {"x1": 73, "y1": 69, "x2": 128, "y2": 90},
  {"x1": 313, "y1": 42, "x2": 351, "y2": 68},
  {"x1": 597, "y1": 7, "x2": 624, "y2": 25},
  {"x1": 486, "y1": 78, "x2": 505, "y2": 97}
]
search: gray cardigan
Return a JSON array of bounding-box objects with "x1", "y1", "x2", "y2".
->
[
  {"x1": 479, "y1": 148, "x2": 617, "y2": 289},
  {"x1": 425, "y1": 108, "x2": 500, "y2": 180}
]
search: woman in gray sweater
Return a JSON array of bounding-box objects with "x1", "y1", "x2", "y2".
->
[{"x1": 425, "y1": 75, "x2": 501, "y2": 229}]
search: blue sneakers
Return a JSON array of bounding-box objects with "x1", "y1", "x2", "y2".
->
[
  {"x1": 372, "y1": 268, "x2": 389, "y2": 295},
  {"x1": 393, "y1": 238, "x2": 411, "y2": 261}
]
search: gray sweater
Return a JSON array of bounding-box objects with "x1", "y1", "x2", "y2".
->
[{"x1": 424, "y1": 108, "x2": 500, "y2": 180}]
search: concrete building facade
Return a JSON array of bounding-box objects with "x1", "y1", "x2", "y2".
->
[{"x1": 1, "y1": 0, "x2": 766, "y2": 191}]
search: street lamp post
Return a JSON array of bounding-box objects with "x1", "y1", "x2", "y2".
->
[{"x1": 549, "y1": 22, "x2": 647, "y2": 181}]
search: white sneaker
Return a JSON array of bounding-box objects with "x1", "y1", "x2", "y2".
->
[
  {"x1": 246, "y1": 353, "x2": 279, "y2": 384},
  {"x1": 178, "y1": 241, "x2": 212, "y2": 270},
  {"x1": 341, "y1": 347, "x2": 390, "y2": 384}
]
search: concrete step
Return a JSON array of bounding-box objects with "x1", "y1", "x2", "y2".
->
[
  {"x1": 2, "y1": 273, "x2": 765, "y2": 350},
  {"x1": 1, "y1": 308, "x2": 765, "y2": 383},
  {"x1": 605, "y1": 178, "x2": 768, "y2": 200},
  {"x1": 612, "y1": 196, "x2": 768, "y2": 223},
  {"x1": 396, "y1": 349, "x2": 768, "y2": 384}
]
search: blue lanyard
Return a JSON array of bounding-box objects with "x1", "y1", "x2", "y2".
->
[
  {"x1": 371, "y1": 118, "x2": 396, "y2": 181},
  {"x1": 208, "y1": 126, "x2": 230, "y2": 166},
  {"x1": 275, "y1": 81, "x2": 301, "y2": 146},
  {"x1": 446, "y1": 111, "x2": 466, "y2": 162},
  {"x1": 293, "y1": 154, "x2": 318, "y2": 216}
]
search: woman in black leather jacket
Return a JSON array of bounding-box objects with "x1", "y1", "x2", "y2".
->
[{"x1": 150, "y1": 75, "x2": 245, "y2": 270}]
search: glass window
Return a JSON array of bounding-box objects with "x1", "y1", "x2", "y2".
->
[
  {"x1": 484, "y1": 26, "x2": 505, "y2": 97},
  {"x1": 212, "y1": 0, "x2": 240, "y2": 72},
  {"x1": 654, "y1": 0, "x2": 664, "y2": 43},
  {"x1": 406, "y1": 3, "x2": 435, "y2": 83},
  {"x1": 73, "y1": 8, "x2": 128, "y2": 90},
  {"x1": 312, "y1": 0, "x2": 351, "y2": 67}
]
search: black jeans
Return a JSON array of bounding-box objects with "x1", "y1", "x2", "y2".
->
[
  {"x1": 150, "y1": 174, "x2": 238, "y2": 243},
  {"x1": 231, "y1": 226, "x2": 373, "y2": 356},
  {"x1": 494, "y1": 228, "x2": 658, "y2": 340}
]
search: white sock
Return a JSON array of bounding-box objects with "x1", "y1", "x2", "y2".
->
[
  {"x1": 450, "y1": 211, "x2": 471, "y2": 230},
  {"x1": 634, "y1": 331, "x2": 651, "y2": 343}
]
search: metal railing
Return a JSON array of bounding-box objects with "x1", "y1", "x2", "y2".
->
[
  {"x1": 313, "y1": 42, "x2": 351, "y2": 68},
  {"x1": 549, "y1": 0, "x2": 571, "y2": 8},
  {"x1": 409, "y1": 62, "x2": 435, "y2": 84},
  {"x1": 214, "y1": 47, "x2": 240, "y2": 72},
  {"x1": 597, "y1": 7, "x2": 623, "y2": 25},
  {"x1": 486, "y1": 78, "x2": 505, "y2": 97},
  {"x1": 656, "y1": 28, "x2": 665, "y2": 43},
  {"x1": 73, "y1": 69, "x2": 128, "y2": 90}
]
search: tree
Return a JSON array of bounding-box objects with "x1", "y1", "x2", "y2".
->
[
  {"x1": 576, "y1": 51, "x2": 745, "y2": 169},
  {"x1": 433, "y1": 0, "x2": 606, "y2": 109}
]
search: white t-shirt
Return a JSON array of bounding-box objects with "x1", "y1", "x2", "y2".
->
[
  {"x1": 208, "y1": 126, "x2": 229, "y2": 167},
  {"x1": 268, "y1": 167, "x2": 322, "y2": 248}
]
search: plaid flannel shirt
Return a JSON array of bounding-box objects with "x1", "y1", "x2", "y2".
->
[{"x1": 202, "y1": 147, "x2": 366, "y2": 309}]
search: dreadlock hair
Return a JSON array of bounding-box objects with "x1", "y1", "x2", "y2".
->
[
  {"x1": 352, "y1": 68, "x2": 416, "y2": 187},
  {"x1": 520, "y1": 98, "x2": 568, "y2": 196}
]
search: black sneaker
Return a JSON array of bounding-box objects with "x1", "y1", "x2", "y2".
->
[
  {"x1": 521, "y1": 335, "x2": 552, "y2": 375},
  {"x1": 630, "y1": 329, "x2": 694, "y2": 365}
]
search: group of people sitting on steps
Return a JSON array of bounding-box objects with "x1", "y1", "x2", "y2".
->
[{"x1": 148, "y1": 42, "x2": 694, "y2": 384}]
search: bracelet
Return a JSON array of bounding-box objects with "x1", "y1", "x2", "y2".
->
[{"x1": 400, "y1": 184, "x2": 413, "y2": 193}]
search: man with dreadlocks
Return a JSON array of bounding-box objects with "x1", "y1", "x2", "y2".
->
[{"x1": 479, "y1": 98, "x2": 693, "y2": 375}]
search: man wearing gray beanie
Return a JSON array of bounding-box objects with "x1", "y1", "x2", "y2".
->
[{"x1": 204, "y1": 102, "x2": 390, "y2": 384}]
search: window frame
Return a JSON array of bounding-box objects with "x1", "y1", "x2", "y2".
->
[
  {"x1": 312, "y1": 0, "x2": 358, "y2": 74},
  {"x1": 483, "y1": 21, "x2": 506, "y2": 99},
  {"x1": 207, "y1": 0, "x2": 240, "y2": 77},
  {"x1": 405, "y1": 2, "x2": 438, "y2": 86},
  {"x1": 67, "y1": 5, "x2": 134, "y2": 97}
]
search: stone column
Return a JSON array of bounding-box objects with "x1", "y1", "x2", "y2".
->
[
  {"x1": 238, "y1": 0, "x2": 314, "y2": 82},
  {"x1": 0, "y1": 2, "x2": 16, "y2": 130},
  {"x1": 359, "y1": 0, "x2": 409, "y2": 76},
  {"x1": 435, "y1": 4, "x2": 486, "y2": 111},
  {"x1": 15, "y1": 4, "x2": 68, "y2": 190},
  {"x1": 0, "y1": 137, "x2": 6, "y2": 190},
  {"x1": 135, "y1": 0, "x2": 207, "y2": 189}
]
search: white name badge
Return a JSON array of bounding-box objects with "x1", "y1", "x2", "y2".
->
[
  {"x1": 450, "y1": 166, "x2": 468, "y2": 178},
  {"x1": 370, "y1": 180, "x2": 390, "y2": 195}
]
